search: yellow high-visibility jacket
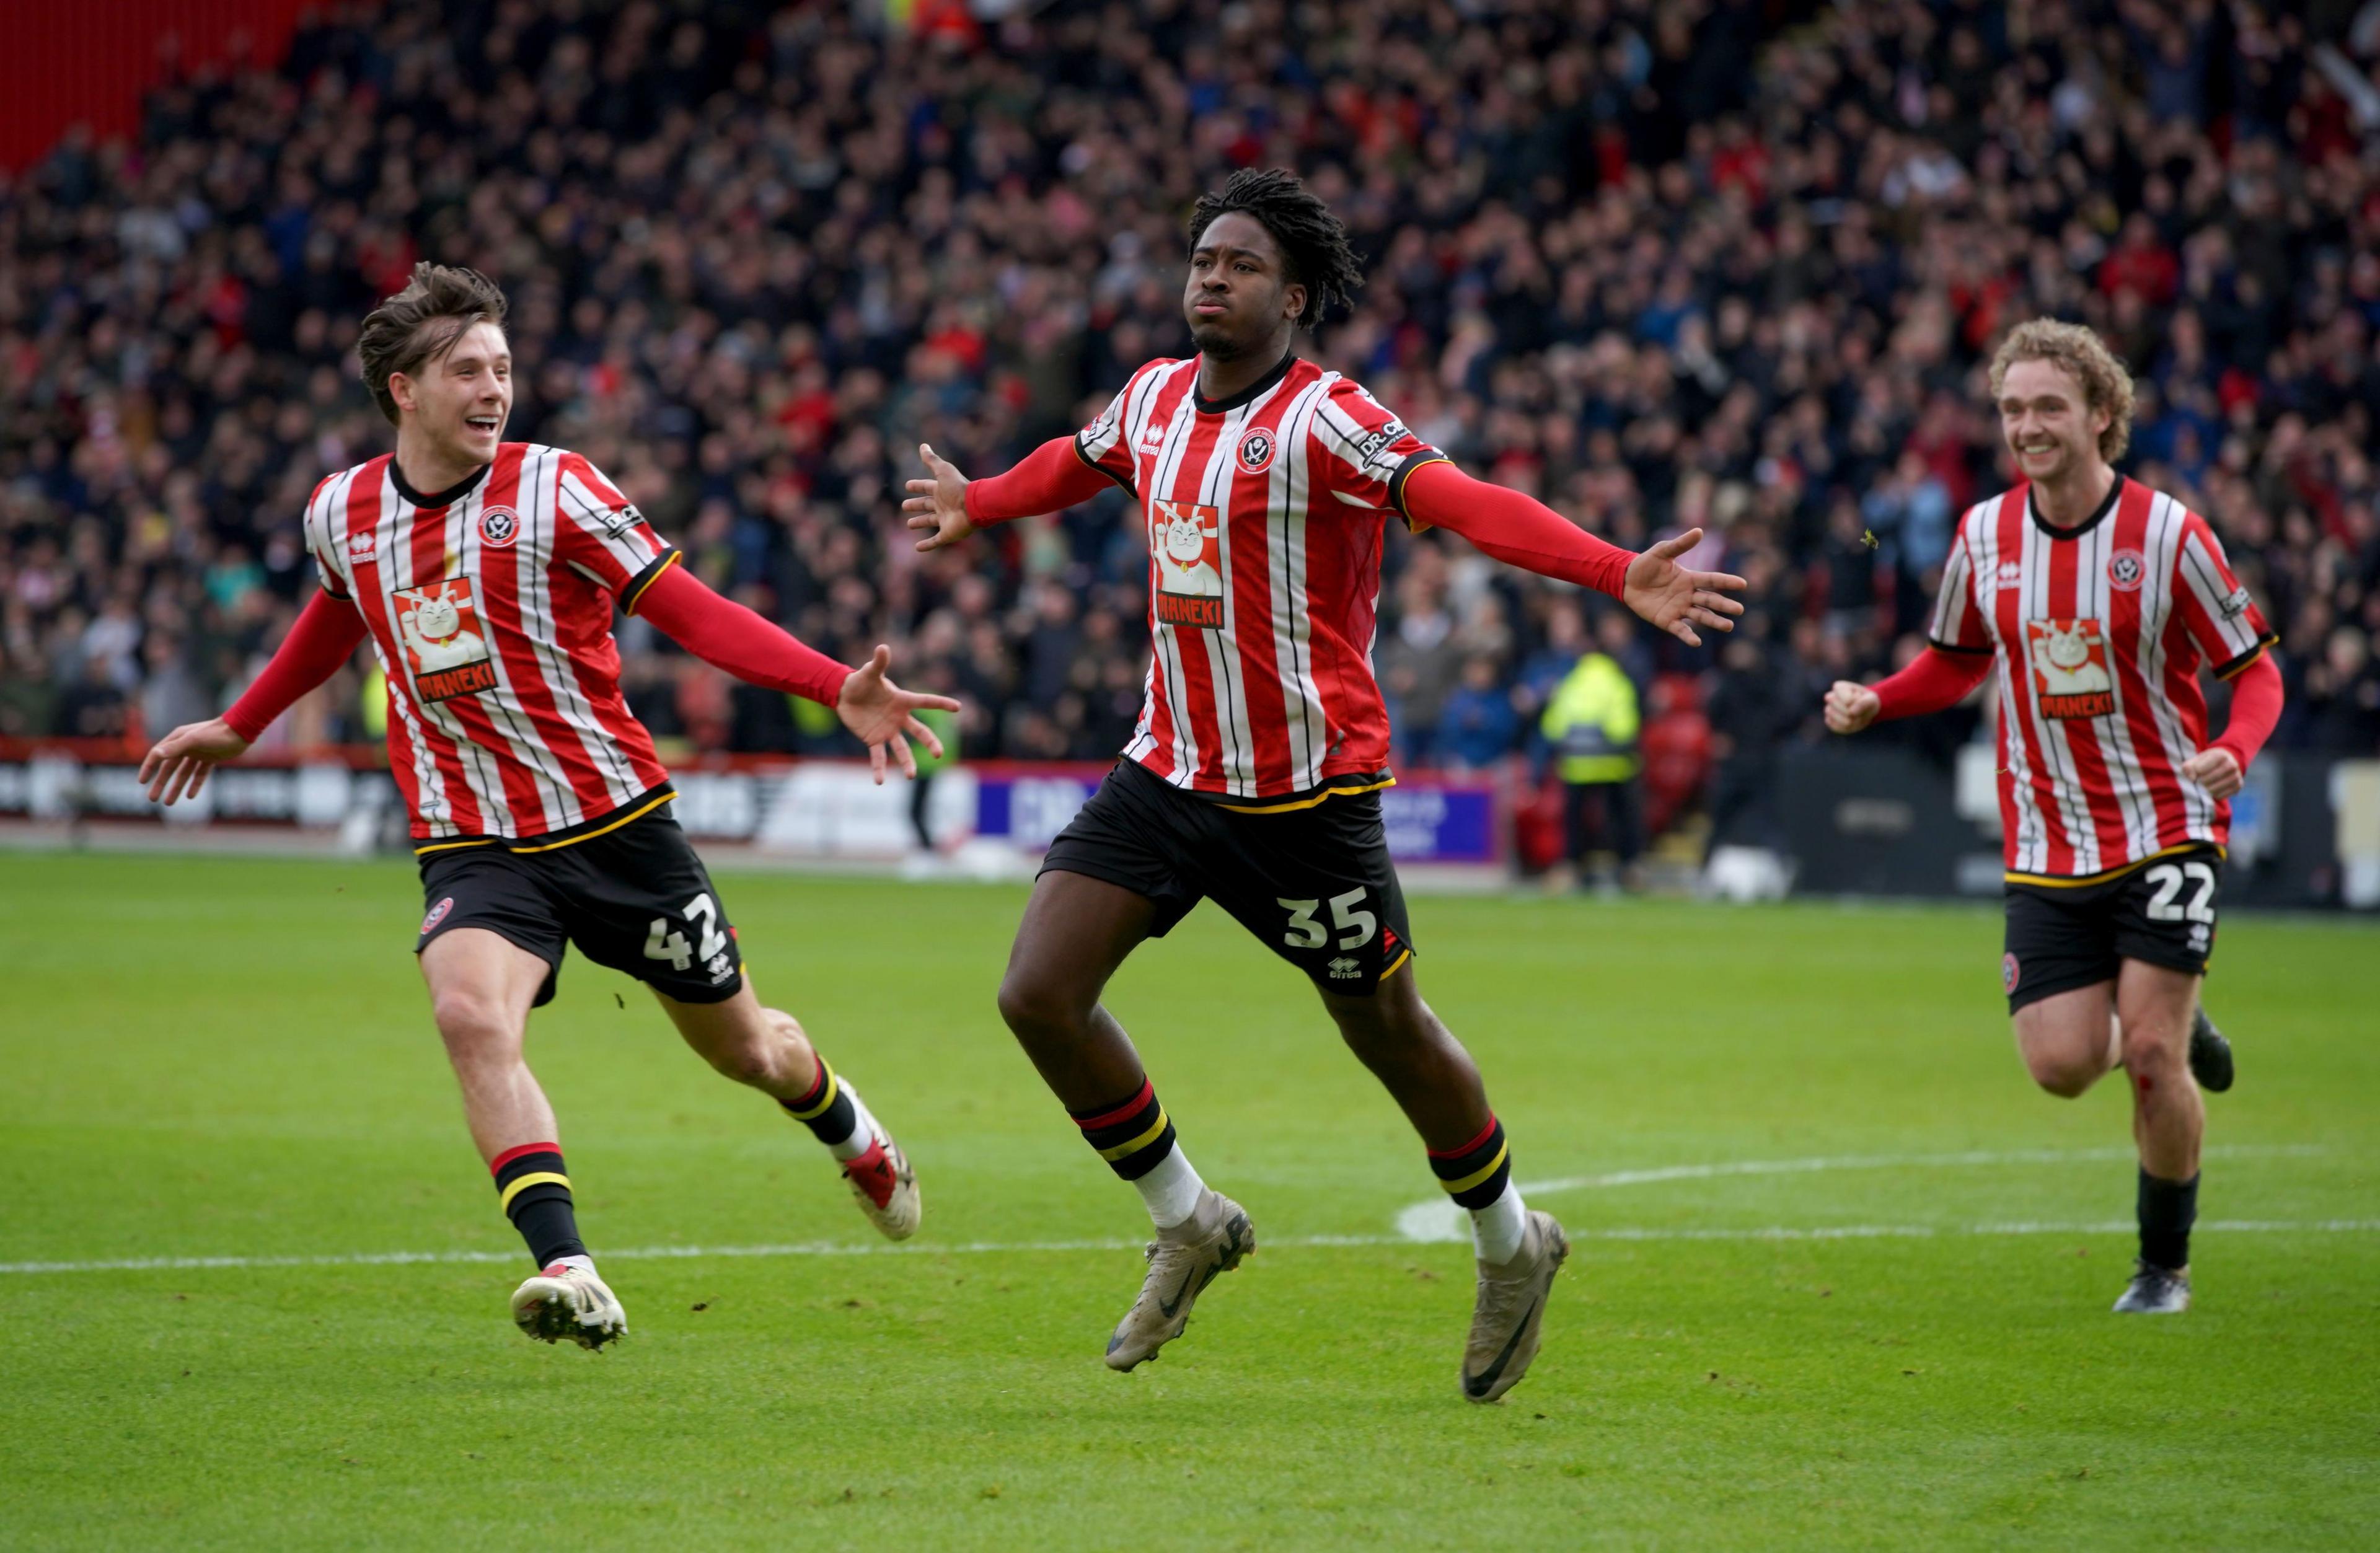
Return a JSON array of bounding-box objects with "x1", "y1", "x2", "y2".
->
[{"x1": 1540, "y1": 653, "x2": 1640, "y2": 784}]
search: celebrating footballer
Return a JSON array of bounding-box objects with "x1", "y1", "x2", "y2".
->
[
  {"x1": 1826, "y1": 320, "x2": 2283, "y2": 1315},
  {"x1": 907, "y1": 169, "x2": 1747, "y2": 1401},
  {"x1": 141, "y1": 263, "x2": 956, "y2": 1348}
]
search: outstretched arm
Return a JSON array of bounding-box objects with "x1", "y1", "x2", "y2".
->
[
  {"x1": 904, "y1": 439, "x2": 1113, "y2": 552},
  {"x1": 1824, "y1": 645, "x2": 1993, "y2": 734},
  {"x1": 634, "y1": 561, "x2": 852, "y2": 705},
  {"x1": 632, "y1": 563, "x2": 960, "y2": 782},
  {"x1": 1399, "y1": 460, "x2": 1748, "y2": 645},
  {"x1": 143, "y1": 590, "x2": 370, "y2": 804}
]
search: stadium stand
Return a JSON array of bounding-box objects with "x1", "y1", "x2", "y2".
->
[{"x1": 4, "y1": 0, "x2": 2378, "y2": 854}]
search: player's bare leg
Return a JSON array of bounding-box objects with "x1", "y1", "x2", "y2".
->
[
  {"x1": 2111, "y1": 960, "x2": 2203, "y2": 1312},
  {"x1": 995, "y1": 869, "x2": 1158, "y2": 1106},
  {"x1": 655, "y1": 980, "x2": 919, "y2": 1239},
  {"x1": 2011, "y1": 982, "x2": 2120, "y2": 1098},
  {"x1": 420, "y1": 928, "x2": 624, "y2": 1347},
  {"x1": 1323, "y1": 964, "x2": 1567, "y2": 1402},
  {"x1": 998, "y1": 869, "x2": 1251, "y2": 1370}
]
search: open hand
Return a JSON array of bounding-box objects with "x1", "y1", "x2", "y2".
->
[
  {"x1": 2181, "y1": 746, "x2": 2243, "y2": 801},
  {"x1": 1823, "y1": 680, "x2": 1882, "y2": 735},
  {"x1": 837, "y1": 644, "x2": 961, "y2": 783},
  {"x1": 138, "y1": 717, "x2": 250, "y2": 805},
  {"x1": 1622, "y1": 528, "x2": 1747, "y2": 646},
  {"x1": 901, "y1": 443, "x2": 976, "y2": 553}
]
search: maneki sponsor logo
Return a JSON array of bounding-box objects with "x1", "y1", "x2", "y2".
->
[
  {"x1": 394, "y1": 578, "x2": 500, "y2": 702},
  {"x1": 1152, "y1": 500, "x2": 1225, "y2": 628},
  {"x1": 2024, "y1": 617, "x2": 2117, "y2": 720}
]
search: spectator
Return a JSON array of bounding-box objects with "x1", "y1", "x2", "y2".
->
[{"x1": 1541, "y1": 638, "x2": 1642, "y2": 891}]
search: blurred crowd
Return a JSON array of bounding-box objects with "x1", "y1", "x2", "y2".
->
[{"x1": 7, "y1": 0, "x2": 2380, "y2": 851}]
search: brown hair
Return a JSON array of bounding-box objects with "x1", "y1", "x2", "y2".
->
[
  {"x1": 357, "y1": 262, "x2": 509, "y2": 425},
  {"x1": 1988, "y1": 318, "x2": 2136, "y2": 462}
]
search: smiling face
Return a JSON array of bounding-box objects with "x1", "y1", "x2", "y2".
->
[
  {"x1": 1998, "y1": 357, "x2": 2109, "y2": 487},
  {"x1": 1162, "y1": 507, "x2": 1208, "y2": 564},
  {"x1": 1183, "y1": 211, "x2": 1306, "y2": 361},
  {"x1": 413, "y1": 588, "x2": 461, "y2": 638},
  {"x1": 389, "y1": 319, "x2": 513, "y2": 475}
]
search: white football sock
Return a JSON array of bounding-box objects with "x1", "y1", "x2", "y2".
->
[
  {"x1": 1135, "y1": 1147, "x2": 1207, "y2": 1230},
  {"x1": 826, "y1": 1083, "x2": 881, "y2": 1163},
  {"x1": 555, "y1": 1253, "x2": 596, "y2": 1277},
  {"x1": 1471, "y1": 1184, "x2": 1529, "y2": 1264}
]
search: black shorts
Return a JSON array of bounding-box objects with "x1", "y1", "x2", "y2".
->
[
  {"x1": 2002, "y1": 847, "x2": 2221, "y2": 1013},
  {"x1": 1042, "y1": 760, "x2": 1416, "y2": 995},
  {"x1": 416, "y1": 804, "x2": 744, "y2": 1008}
]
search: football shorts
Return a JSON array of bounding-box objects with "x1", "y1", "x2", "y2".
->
[
  {"x1": 416, "y1": 802, "x2": 744, "y2": 1006},
  {"x1": 2001, "y1": 846, "x2": 2222, "y2": 1013},
  {"x1": 1041, "y1": 759, "x2": 1416, "y2": 995}
]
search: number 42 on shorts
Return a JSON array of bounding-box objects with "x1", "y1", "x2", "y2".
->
[{"x1": 644, "y1": 892, "x2": 728, "y2": 972}]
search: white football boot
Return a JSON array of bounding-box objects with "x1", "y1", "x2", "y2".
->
[
  {"x1": 509, "y1": 1262, "x2": 628, "y2": 1349},
  {"x1": 837, "y1": 1081, "x2": 921, "y2": 1241}
]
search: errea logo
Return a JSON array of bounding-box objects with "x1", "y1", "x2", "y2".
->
[
  {"x1": 1327, "y1": 956, "x2": 1361, "y2": 980},
  {"x1": 1995, "y1": 560, "x2": 2023, "y2": 591}
]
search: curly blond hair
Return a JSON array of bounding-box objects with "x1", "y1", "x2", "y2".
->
[{"x1": 1988, "y1": 319, "x2": 2136, "y2": 462}]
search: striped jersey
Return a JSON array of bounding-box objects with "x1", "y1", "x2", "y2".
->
[
  {"x1": 302, "y1": 442, "x2": 680, "y2": 846},
  {"x1": 1928, "y1": 477, "x2": 2275, "y2": 882},
  {"x1": 1075, "y1": 353, "x2": 1447, "y2": 805}
]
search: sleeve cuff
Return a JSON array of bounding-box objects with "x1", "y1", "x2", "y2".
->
[
  {"x1": 1386, "y1": 451, "x2": 1450, "y2": 530},
  {"x1": 1070, "y1": 436, "x2": 1139, "y2": 498},
  {"x1": 1925, "y1": 637, "x2": 1995, "y2": 655},
  {"x1": 2211, "y1": 636, "x2": 2276, "y2": 681},
  {"x1": 619, "y1": 548, "x2": 681, "y2": 616}
]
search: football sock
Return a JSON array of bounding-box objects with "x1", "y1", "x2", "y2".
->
[
  {"x1": 2138, "y1": 1168, "x2": 2198, "y2": 1270},
  {"x1": 780, "y1": 1054, "x2": 874, "y2": 1161},
  {"x1": 1431, "y1": 1115, "x2": 1528, "y2": 1262},
  {"x1": 1070, "y1": 1079, "x2": 1205, "y2": 1229},
  {"x1": 491, "y1": 1142, "x2": 586, "y2": 1268}
]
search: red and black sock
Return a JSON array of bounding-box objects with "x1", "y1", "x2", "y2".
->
[
  {"x1": 1069, "y1": 1080, "x2": 1177, "y2": 1181},
  {"x1": 491, "y1": 1142, "x2": 585, "y2": 1268},
  {"x1": 779, "y1": 1056, "x2": 858, "y2": 1146},
  {"x1": 1429, "y1": 1115, "x2": 1512, "y2": 1209}
]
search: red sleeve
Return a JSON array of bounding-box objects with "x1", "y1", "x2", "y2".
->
[
  {"x1": 963, "y1": 436, "x2": 1118, "y2": 526},
  {"x1": 632, "y1": 563, "x2": 850, "y2": 706},
  {"x1": 1399, "y1": 460, "x2": 1634, "y2": 597},
  {"x1": 1870, "y1": 645, "x2": 1994, "y2": 721},
  {"x1": 2209, "y1": 649, "x2": 2282, "y2": 768},
  {"x1": 223, "y1": 591, "x2": 371, "y2": 742}
]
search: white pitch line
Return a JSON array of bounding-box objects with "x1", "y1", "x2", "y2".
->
[
  {"x1": 1394, "y1": 1143, "x2": 2333, "y2": 1243},
  {"x1": 4, "y1": 1220, "x2": 2377, "y2": 1278}
]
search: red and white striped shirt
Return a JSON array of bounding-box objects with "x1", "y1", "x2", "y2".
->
[
  {"x1": 303, "y1": 442, "x2": 679, "y2": 846},
  {"x1": 1929, "y1": 477, "x2": 2276, "y2": 882},
  {"x1": 1075, "y1": 354, "x2": 1447, "y2": 804}
]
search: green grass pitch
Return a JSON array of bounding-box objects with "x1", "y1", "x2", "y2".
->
[{"x1": 2, "y1": 851, "x2": 2375, "y2": 1549}]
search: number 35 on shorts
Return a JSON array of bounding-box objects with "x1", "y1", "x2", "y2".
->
[{"x1": 1279, "y1": 889, "x2": 1377, "y2": 951}]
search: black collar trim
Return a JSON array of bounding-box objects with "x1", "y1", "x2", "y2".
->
[
  {"x1": 2028, "y1": 472, "x2": 2123, "y2": 539},
  {"x1": 389, "y1": 457, "x2": 491, "y2": 510},
  {"x1": 1194, "y1": 350, "x2": 1297, "y2": 416}
]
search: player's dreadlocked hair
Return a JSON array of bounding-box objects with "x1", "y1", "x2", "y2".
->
[
  {"x1": 358, "y1": 262, "x2": 510, "y2": 425},
  {"x1": 1188, "y1": 168, "x2": 1364, "y2": 327}
]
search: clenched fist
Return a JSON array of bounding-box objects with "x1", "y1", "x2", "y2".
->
[{"x1": 1824, "y1": 680, "x2": 1881, "y2": 736}]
